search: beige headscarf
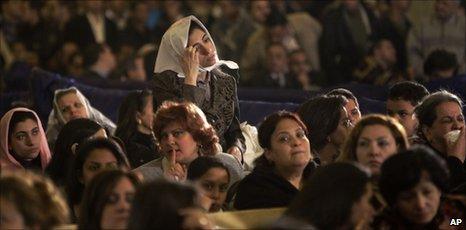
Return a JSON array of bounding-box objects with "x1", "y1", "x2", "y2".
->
[{"x1": 153, "y1": 15, "x2": 238, "y2": 77}]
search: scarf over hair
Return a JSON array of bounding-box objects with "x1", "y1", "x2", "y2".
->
[
  {"x1": 0, "y1": 108, "x2": 52, "y2": 171},
  {"x1": 46, "y1": 87, "x2": 116, "y2": 147},
  {"x1": 153, "y1": 15, "x2": 238, "y2": 77}
]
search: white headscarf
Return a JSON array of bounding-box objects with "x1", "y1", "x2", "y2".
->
[{"x1": 153, "y1": 15, "x2": 238, "y2": 77}]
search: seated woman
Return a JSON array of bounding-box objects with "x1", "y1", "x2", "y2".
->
[
  {"x1": 297, "y1": 95, "x2": 353, "y2": 165},
  {"x1": 128, "y1": 180, "x2": 214, "y2": 229},
  {"x1": 66, "y1": 138, "x2": 130, "y2": 220},
  {"x1": 46, "y1": 118, "x2": 107, "y2": 186},
  {"x1": 233, "y1": 111, "x2": 316, "y2": 210},
  {"x1": 134, "y1": 101, "x2": 243, "y2": 186},
  {"x1": 152, "y1": 15, "x2": 245, "y2": 163},
  {"x1": 374, "y1": 146, "x2": 456, "y2": 229},
  {"x1": 281, "y1": 162, "x2": 374, "y2": 230},
  {"x1": 79, "y1": 170, "x2": 140, "y2": 230},
  {"x1": 0, "y1": 107, "x2": 51, "y2": 172},
  {"x1": 115, "y1": 90, "x2": 158, "y2": 168},
  {"x1": 326, "y1": 88, "x2": 362, "y2": 124},
  {"x1": 0, "y1": 171, "x2": 69, "y2": 229},
  {"x1": 187, "y1": 156, "x2": 230, "y2": 212},
  {"x1": 414, "y1": 90, "x2": 466, "y2": 190},
  {"x1": 46, "y1": 87, "x2": 116, "y2": 149}
]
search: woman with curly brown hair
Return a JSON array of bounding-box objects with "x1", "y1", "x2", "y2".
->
[{"x1": 134, "y1": 101, "x2": 243, "y2": 186}]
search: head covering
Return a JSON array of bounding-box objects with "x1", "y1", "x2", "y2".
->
[
  {"x1": 46, "y1": 87, "x2": 116, "y2": 148},
  {"x1": 0, "y1": 107, "x2": 52, "y2": 171},
  {"x1": 153, "y1": 15, "x2": 238, "y2": 77}
]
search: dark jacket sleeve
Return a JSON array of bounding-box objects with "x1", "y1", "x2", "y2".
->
[
  {"x1": 224, "y1": 76, "x2": 246, "y2": 154},
  {"x1": 446, "y1": 156, "x2": 466, "y2": 190},
  {"x1": 152, "y1": 71, "x2": 206, "y2": 107}
]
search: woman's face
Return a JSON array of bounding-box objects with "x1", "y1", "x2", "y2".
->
[
  {"x1": 195, "y1": 167, "x2": 229, "y2": 212},
  {"x1": 350, "y1": 184, "x2": 375, "y2": 229},
  {"x1": 266, "y1": 119, "x2": 311, "y2": 171},
  {"x1": 187, "y1": 28, "x2": 217, "y2": 68},
  {"x1": 9, "y1": 118, "x2": 41, "y2": 160},
  {"x1": 424, "y1": 101, "x2": 464, "y2": 152},
  {"x1": 329, "y1": 108, "x2": 353, "y2": 148},
  {"x1": 101, "y1": 177, "x2": 135, "y2": 229},
  {"x1": 0, "y1": 198, "x2": 25, "y2": 229},
  {"x1": 82, "y1": 148, "x2": 118, "y2": 185},
  {"x1": 160, "y1": 122, "x2": 199, "y2": 165},
  {"x1": 395, "y1": 172, "x2": 441, "y2": 225},
  {"x1": 346, "y1": 99, "x2": 361, "y2": 124},
  {"x1": 356, "y1": 125, "x2": 398, "y2": 175},
  {"x1": 57, "y1": 92, "x2": 88, "y2": 122},
  {"x1": 138, "y1": 97, "x2": 154, "y2": 130}
]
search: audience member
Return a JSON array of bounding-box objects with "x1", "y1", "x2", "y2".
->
[
  {"x1": 0, "y1": 107, "x2": 51, "y2": 172},
  {"x1": 128, "y1": 180, "x2": 214, "y2": 230},
  {"x1": 66, "y1": 138, "x2": 130, "y2": 220},
  {"x1": 407, "y1": 0, "x2": 465, "y2": 79},
  {"x1": 187, "y1": 156, "x2": 230, "y2": 212},
  {"x1": 414, "y1": 90, "x2": 466, "y2": 189},
  {"x1": 234, "y1": 111, "x2": 315, "y2": 210},
  {"x1": 386, "y1": 81, "x2": 429, "y2": 141},
  {"x1": 81, "y1": 43, "x2": 117, "y2": 79},
  {"x1": 46, "y1": 118, "x2": 107, "y2": 187},
  {"x1": 0, "y1": 170, "x2": 70, "y2": 229},
  {"x1": 79, "y1": 170, "x2": 140, "y2": 230},
  {"x1": 119, "y1": 1, "x2": 155, "y2": 51},
  {"x1": 375, "y1": 146, "x2": 452, "y2": 229},
  {"x1": 423, "y1": 49, "x2": 459, "y2": 81},
  {"x1": 120, "y1": 54, "x2": 147, "y2": 82},
  {"x1": 115, "y1": 90, "x2": 158, "y2": 168},
  {"x1": 320, "y1": 0, "x2": 378, "y2": 85},
  {"x1": 353, "y1": 39, "x2": 404, "y2": 86},
  {"x1": 152, "y1": 15, "x2": 245, "y2": 162},
  {"x1": 283, "y1": 162, "x2": 374, "y2": 230},
  {"x1": 134, "y1": 101, "x2": 243, "y2": 185},
  {"x1": 46, "y1": 87, "x2": 116, "y2": 149},
  {"x1": 298, "y1": 95, "x2": 352, "y2": 165},
  {"x1": 326, "y1": 88, "x2": 362, "y2": 124},
  {"x1": 288, "y1": 49, "x2": 322, "y2": 91}
]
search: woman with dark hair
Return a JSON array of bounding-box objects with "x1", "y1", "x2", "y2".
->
[
  {"x1": 283, "y1": 162, "x2": 374, "y2": 230},
  {"x1": 374, "y1": 146, "x2": 454, "y2": 228},
  {"x1": 46, "y1": 118, "x2": 107, "y2": 186},
  {"x1": 414, "y1": 90, "x2": 466, "y2": 190},
  {"x1": 233, "y1": 111, "x2": 315, "y2": 210},
  {"x1": 0, "y1": 171, "x2": 70, "y2": 229},
  {"x1": 128, "y1": 180, "x2": 214, "y2": 230},
  {"x1": 187, "y1": 156, "x2": 230, "y2": 212},
  {"x1": 297, "y1": 95, "x2": 353, "y2": 165},
  {"x1": 152, "y1": 15, "x2": 245, "y2": 163},
  {"x1": 0, "y1": 108, "x2": 51, "y2": 171},
  {"x1": 66, "y1": 138, "x2": 130, "y2": 220},
  {"x1": 326, "y1": 88, "x2": 362, "y2": 124},
  {"x1": 79, "y1": 170, "x2": 140, "y2": 230},
  {"x1": 46, "y1": 87, "x2": 116, "y2": 149},
  {"x1": 134, "y1": 101, "x2": 243, "y2": 186},
  {"x1": 115, "y1": 90, "x2": 158, "y2": 168}
]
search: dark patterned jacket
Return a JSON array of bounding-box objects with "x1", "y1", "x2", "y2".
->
[{"x1": 151, "y1": 69, "x2": 246, "y2": 155}]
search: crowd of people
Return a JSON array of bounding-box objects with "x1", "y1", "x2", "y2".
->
[{"x1": 1, "y1": 0, "x2": 466, "y2": 229}]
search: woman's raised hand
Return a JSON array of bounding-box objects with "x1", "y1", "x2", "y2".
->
[
  {"x1": 180, "y1": 46, "x2": 200, "y2": 86},
  {"x1": 164, "y1": 150, "x2": 187, "y2": 181},
  {"x1": 445, "y1": 129, "x2": 466, "y2": 163}
]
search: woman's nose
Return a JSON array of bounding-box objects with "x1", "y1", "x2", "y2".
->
[{"x1": 368, "y1": 142, "x2": 380, "y2": 156}]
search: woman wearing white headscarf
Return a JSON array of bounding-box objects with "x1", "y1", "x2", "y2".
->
[
  {"x1": 46, "y1": 87, "x2": 116, "y2": 149},
  {"x1": 152, "y1": 15, "x2": 245, "y2": 163}
]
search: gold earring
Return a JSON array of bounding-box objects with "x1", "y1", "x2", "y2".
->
[{"x1": 137, "y1": 119, "x2": 142, "y2": 125}]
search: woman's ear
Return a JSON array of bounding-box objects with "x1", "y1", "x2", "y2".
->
[
  {"x1": 264, "y1": 148, "x2": 273, "y2": 162},
  {"x1": 71, "y1": 143, "x2": 79, "y2": 155},
  {"x1": 421, "y1": 125, "x2": 432, "y2": 142}
]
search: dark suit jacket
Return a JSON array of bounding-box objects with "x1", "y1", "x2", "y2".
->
[
  {"x1": 64, "y1": 14, "x2": 118, "y2": 50},
  {"x1": 152, "y1": 69, "x2": 246, "y2": 155}
]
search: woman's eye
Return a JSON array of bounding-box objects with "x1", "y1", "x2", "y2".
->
[
  {"x1": 75, "y1": 102, "x2": 83, "y2": 108},
  {"x1": 32, "y1": 129, "x2": 39, "y2": 135},
  {"x1": 357, "y1": 141, "x2": 368, "y2": 147},
  {"x1": 88, "y1": 164, "x2": 100, "y2": 171},
  {"x1": 16, "y1": 134, "x2": 26, "y2": 141},
  {"x1": 106, "y1": 163, "x2": 118, "y2": 169},
  {"x1": 126, "y1": 193, "x2": 135, "y2": 203},
  {"x1": 441, "y1": 117, "x2": 453, "y2": 123},
  {"x1": 220, "y1": 185, "x2": 229, "y2": 192},
  {"x1": 399, "y1": 112, "x2": 408, "y2": 118},
  {"x1": 202, "y1": 182, "x2": 214, "y2": 191},
  {"x1": 278, "y1": 135, "x2": 290, "y2": 143},
  {"x1": 107, "y1": 194, "x2": 119, "y2": 204},
  {"x1": 296, "y1": 130, "x2": 306, "y2": 138},
  {"x1": 173, "y1": 130, "x2": 185, "y2": 137},
  {"x1": 377, "y1": 140, "x2": 389, "y2": 147}
]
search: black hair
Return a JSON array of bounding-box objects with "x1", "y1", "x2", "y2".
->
[
  {"x1": 286, "y1": 162, "x2": 371, "y2": 230},
  {"x1": 187, "y1": 156, "x2": 230, "y2": 182},
  {"x1": 265, "y1": 8, "x2": 288, "y2": 27},
  {"x1": 8, "y1": 110, "x2": 37, "y2": 139},
  {"x1": 326, "y1": 88, "x2": 359, "y2": 107},
  {"x1": 188, "y1": 21, "x2": 204, "y2": 37},
  {"x1": 65, "y1": 138, "x2": 130, "y2": 214},
  {"x1": 46, "y1": 118, "x2": 104, "y2": 186},
  {"x1": 423, "y1": 49, "x2": 459, "y2": 77},
  {"x1": 388, "y1": 81, "x2": 430, "y2": 106},
  {"x1": 82, "y1": 43, "x2": 106, "y2": 68},
  {"x1": 379, "y1": 146, "x2": 449, "y2": 206},
  {"x1": 414, "y1": 90, "x2": 463, "y2": 128},
  {"x1": 79, "y1": 170, "x2": 140, "y2": 230},
  {"x1": 127, "y1": 180, "x2": 198, "y2": 230},
  {"x1": 297, "y1": 95, "x2": 347, "y2": 152}
]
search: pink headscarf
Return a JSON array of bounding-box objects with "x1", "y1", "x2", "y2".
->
[{"x1": 0, "y1": 108, "x2": 51, "y2": 172}]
